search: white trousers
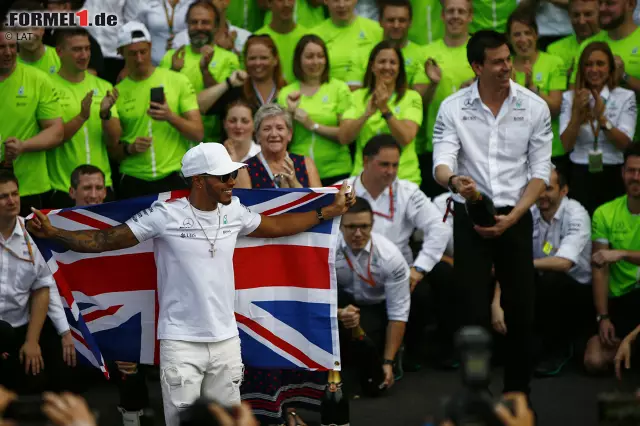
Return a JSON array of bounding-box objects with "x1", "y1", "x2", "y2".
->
[{"x1": 159, "y1": 336, "x2": 244, "y2": 426}]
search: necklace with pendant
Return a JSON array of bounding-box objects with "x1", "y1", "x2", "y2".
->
[{"x1": 189, "y1": 203, "x2": 221, "y2": 258}]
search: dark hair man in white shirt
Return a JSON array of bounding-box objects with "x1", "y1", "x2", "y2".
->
[
  {"x1": 336, "y1": 197, "x2": 410, "y2": 390},
  {"x1": 0, "y1": 171, "x2": 73, "y2": 394},
  {"x1": 27, "y1": 143, "x2": 355, "y2": 426},
  {"x1": 432, "y1": 30, "x2": 553, "y2": 401}
]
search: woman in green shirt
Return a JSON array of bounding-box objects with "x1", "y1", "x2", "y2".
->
[
  {"x1": 339, "y1": 41, "x2": 423, "y2": 185},
  {"x1": 507, "y1": 10, "x2": 567, "y2": 175},
  {"x1": 278, "y1": 35, "x2": 354, "y2": 186}
]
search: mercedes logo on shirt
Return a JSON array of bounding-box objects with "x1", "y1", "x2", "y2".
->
[{"x1": 182, "y1": 218, "x2": 195, "y2": 229}]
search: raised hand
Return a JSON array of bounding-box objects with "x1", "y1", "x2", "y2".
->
[
  {"x1": 100, "y1": 88, "x2": 119, "y2": 117},
  {"x1": 286, "y1": 91, "x2": 301, "y2": 112},
  {"x1": 26, "y1": 208, "x2": 57, "y2": 239},
  {"x1": 200, "y1": 45, "x2": 215, "y2": 69},
  {"x1": 80, "y1": 90, "x2": 94, "y2": 120},
  {"x1": 171, "y1": 45, "x2": 186, "y2": 71},
  {"x1": 425, "y1": 58, "x2": 441, "y2": 84}
]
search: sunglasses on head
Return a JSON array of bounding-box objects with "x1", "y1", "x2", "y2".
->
[{"x1": 215, "y1": 169, "x2": 239, "y2": 183}]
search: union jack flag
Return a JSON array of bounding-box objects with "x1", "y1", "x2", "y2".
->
[{"x1": 29, "y1": 188, "x2": 342, "y2": 378}]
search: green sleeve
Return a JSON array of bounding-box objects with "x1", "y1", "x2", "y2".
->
[
  {"x1": 336, "y1": 81, "x2": 353, "y2": 115},
  {"x1": 277, "y1": 85, "x2": 291, "y2": 107},
  {"x1": 548, "y1": 57, "x2": 567, "y2": 91},
  {"x1": 36, "y1": 75, "x2": 62, "y2": 120},
  {"x1": 591, "y1": 206, "x2": 609, "y2": 243},
  {"x1": 105, "y1": 82, "x2": 120, "y2": 119},
  {"x1": 159, "y1": 50, "x2": 174, "y2": 69},
  {"x1": 213, "y1": 54, "x2": 240, "y2": 81},
  {"x1": 399, "y1": 90, "x2": 423, "y2": 125},
  {"x1": 177, "y1": 75, "x2": 199, "y2": 114}
]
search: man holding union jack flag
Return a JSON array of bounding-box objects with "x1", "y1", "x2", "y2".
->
[{"x1": 26, "y1": 142, "x2": 355, "y2": 426}]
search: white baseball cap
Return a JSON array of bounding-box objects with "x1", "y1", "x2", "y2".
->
[
  {"x1": 181, "y1": 143, "x2": 247, "y2": 178},
  {"x1": 116, "y1": 21, "x2": 152, "y2": 49}
]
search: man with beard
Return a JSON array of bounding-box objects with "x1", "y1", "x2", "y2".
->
[
  {"x1": 10, "y1": 0, "x2": 61, "y2": 76},
  {"x1": 113, "y1": 21, "x2": 203, "y2": 200},
  {"x1": 570, "y1": 0, "x2": 640, "y2": 138},
  {"x1": 584, "y1": 143, "x2": 640, "y2": 375},
  {"x1": 433, "y1": 30, "x2": 552, "y2": 403},
  {"x1": 47, "y1": 28, "x2": 120, "y2": 208},
  {"x1": 492, "y1": 168, "x2": 592, "y2": 377},
  {"x1": 0, "y1": 25, "x2": 64, "y2": 217},
  {"x1": 547, "y1": 0, "x2": 601, "y2": 79},
  {"x1": 160, "y1": 0, "x2": 239, "y2": 142},
  {"x1": 27, "y1": 142, "x2": 356, "y2": 426}
]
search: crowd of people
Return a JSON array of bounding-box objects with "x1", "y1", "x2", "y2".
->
[{"x1": 1, "y1": 0, "x2": 640, "y2": 425}]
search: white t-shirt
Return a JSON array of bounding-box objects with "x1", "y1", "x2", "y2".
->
[{"x1": 125, "y1": 197, "x2": 261, "y2": 342}]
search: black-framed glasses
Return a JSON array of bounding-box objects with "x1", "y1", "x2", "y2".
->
[
  {"x1": 216, "y1": 169, "x2": 239, "y2": 183},
  {"x1": 342, "y1": 224, "x2": 372, "y2": 232}
]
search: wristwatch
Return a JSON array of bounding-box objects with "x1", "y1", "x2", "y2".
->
[
  {"x1": 413, "y1": 266, "x2": 426, "y2": 274},
  {"x1": 316, "y1": 207, "x2": 325, "y2": 222},
  {"x1": 381, "y1": 111, "x2": 393, "y2": 121},
  {"x1": 596, "y1": 314, "x2": 610, "y2": 323},
  {"x1": 311, "y1": 123, "x2": 320, "y2": 132},
  {"x1": 601, "y1": 120, "x2": 613, "y2": 131},
  {"x1": 383, "y1": 359, "x2": 394, "y2": 366},
  {"x1": 447, "y1": 175, "x2": 459, "y2": 194}
]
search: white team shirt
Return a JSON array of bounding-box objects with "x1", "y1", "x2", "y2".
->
[
  {"x1": 125, "y1": 197, "x2": 261, "y2": 342},
  {"x1": 335, "y1": 232, "x2": 411, "y2": 322},
  {"x1": 559, "y1": 86, "x2": 637, "y2": 165},
  {"x1": 344, "y1": 175, "x2": 451, "y2": 272},
  {"x1": 531, "y1": 198, "x2": 592, "y2": 284},
  {"x1": 431, "y1": 192, "x2": 455, "y2": 257},
  {"x1": 433, "y1": 80, "x2": 553, "y2": 207},
  {"x1": 0, "y1": 217, "x2": 69, "y2": 333}
]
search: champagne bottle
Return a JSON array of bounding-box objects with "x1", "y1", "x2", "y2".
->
[
  {"x1": 464, "y1": 191, "x2": 497, "y2": 227},
  {"x1": 320, "y1": 370, "x2": 350, "y2": 426},
  {"x1": 351, "y1": 326, "x2": 385, "y2": 397}
]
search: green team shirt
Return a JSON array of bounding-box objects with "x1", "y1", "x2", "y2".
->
[
  {"x1": 0, "y1": 63, "x2": 61, "y2": 196},
  {"x1": 277, "y1": 78, "x2": 353, "y2": 179},
  {"x1": 415, "y1": 39, "x2": 474, "y2": 154},
  {"x1": 160, "y1": 45, "x2": 238, "y2": 142},
  {"x1": 343, "y1": 88, "x2": 423, "y2": 184},
  {"x1": 227, "y1": 0, "x2": 265, "y2": 32},
  {"x1": 309, "y1": 17, "x2": 383, "y2": 84},
  {"x1": 264, "y1": 0, "x2": 326, "y2": 28},
  {"x1": 255, "y1": 24, "x2": 308, "y2": 84},
  {"x1": 546, "y1": 34, "x2": 581, "y2": 73},
  {"x1": 47, "y1": 72, "x2": 118, "y2": 192},
  {"x1": 470, "y1": 0, "x2": 517, "y2": 33},
  {"x1": 115, "y1": 68, "x2": 199, "y2": 181},
  {"x1": 408, "y1": 0, "x2": 444, "y2": 46},
  {"x1": 513, "y1": 51, "x2": 567, "y2": 157},
  {"x1": 18, "y1": 46, "x2": 60, "y2": 75},
  {"x1": 570, "y1": 28, "x2": 640, "y2": 138},
  {"x1": 592, "y1": 195, "x2": 640, "y2": 297},
  {"x1": 349, "y1": 41, "x2": 429, "y2": 87}
]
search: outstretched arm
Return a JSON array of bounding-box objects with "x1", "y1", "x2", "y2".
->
[{"x1": 27, "y1": 209, "x2": 140, "y2": 253}]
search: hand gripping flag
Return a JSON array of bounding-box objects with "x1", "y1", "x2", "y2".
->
[{"x1": 29, "y1": 188, "x2": 342, "y2": 378}]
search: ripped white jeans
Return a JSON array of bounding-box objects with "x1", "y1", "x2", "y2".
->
[{"x1": 159, "y1": 336, "x2": 244, "y2": 426}]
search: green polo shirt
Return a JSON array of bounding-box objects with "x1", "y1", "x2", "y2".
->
[
  {"x1": 513, "y1": 51, "x2": 567, "y2": 157},
  {"x1": 309, "y1": 17, "x2": 383, "y2": 84},
  {"x1": 349, "y1": 40, "x2": 429, "y2": 87},
  {"x1": 592, "y1": 195, "x2": 640, "y2": 297},
  {"x1": 470, "y1": 0, "x2": 517, "y2": 33},
  {"x1": 343, "y1": 88, "x2": 423, "y2": 184},
  {"x1": 415, "y1": 38, "x2": 474, "y2": 154},
  {"x1": 0, "y1": 62, "x2": 61, "y2": 196},
  {"x1": 264, "y1": 0, "x2": 326, "y2": 28},
  {"x1": 18, "y1": 46, "x2": 60, "y2": 75},
  {"x1": 227, "y1": 0, "x2": 265, "y2": 32},
  {"x1": 255, "y1": 24, "x2": 308, "y2": 84},
  {"x1": 159, "y1": 44, "x2": 239, "y2": 142},
  {"x1": 47, "y1": 72, "x2": 118, "y2": 191},
  {"x1": 277, "y1": 78, "x2": 353, "y2": 179},
  {"x1": 408, "y1": 0, "x2": 444, "y2": 45},
  {"x1": 546, "y1": 34, "x2": 581, "y2": 74},
  {"x1": 115, "y1": 68, "x2": 199, "y2": 181}
]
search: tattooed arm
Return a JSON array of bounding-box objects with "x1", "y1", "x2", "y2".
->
[{"x1": 26, "y1": 209, "x2": 140, "y2": 253}]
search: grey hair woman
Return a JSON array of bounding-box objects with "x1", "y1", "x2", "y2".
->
[{"x1": 236, "y1": 103, "x2": 322, "y2": 189}]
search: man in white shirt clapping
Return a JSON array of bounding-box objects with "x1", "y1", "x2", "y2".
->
[{"x1": 433, "y1": 30, "x2": 553, "y2": 400}]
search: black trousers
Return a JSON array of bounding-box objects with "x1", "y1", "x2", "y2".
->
[
  {"x1": 337, "y1": 290, "x2": 388, "y2": 362},
  {"x1": 118, "y1": 172, "x2": 188, "y2": 200},
  {"x1": 568, "y1": 163, "x2": 625, "y2": 216},
  {"x1": 534, "y1": 271, "x2": 594, "y2": 350},
  {"x1": 0, "y1": 318, "x2": 71, "y2": 394},
  {"x1": 453, "y1": 202, "x2": 535, "y2": 394}
]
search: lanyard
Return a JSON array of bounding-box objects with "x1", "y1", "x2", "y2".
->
[
  {"x1": 587, "y1": 95, "x2": 607, "y2": 151},
  {"x1": 342, "y1": 243, "x2": 376, "y2": 287},
  {"x1": 162, "y1": 0, "x2": 178, "y2": 34},
  {"x1": 0, "y1": 220, "x2": 34, "y2": 264},
  {"x1": 252, "y1": 80, "x2": 277, "y2": 105},
  {"x1": 258, "y1": 152, "x2": 279, "y2": 188},
  {"x1": 442, "y1": 196, "x2": 455, "y2": 222},
  {"x1": 353, "y1": 176, "x2": 394, "y2": 220}
]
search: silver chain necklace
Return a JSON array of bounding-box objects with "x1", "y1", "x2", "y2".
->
[{"x1": 189, "y1": 203, "x2": 221, "y2": 258}]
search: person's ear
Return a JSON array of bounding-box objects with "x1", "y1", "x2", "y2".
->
[{"x1": 69, "y1": 187, "x2": 76, "y2": 201}]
